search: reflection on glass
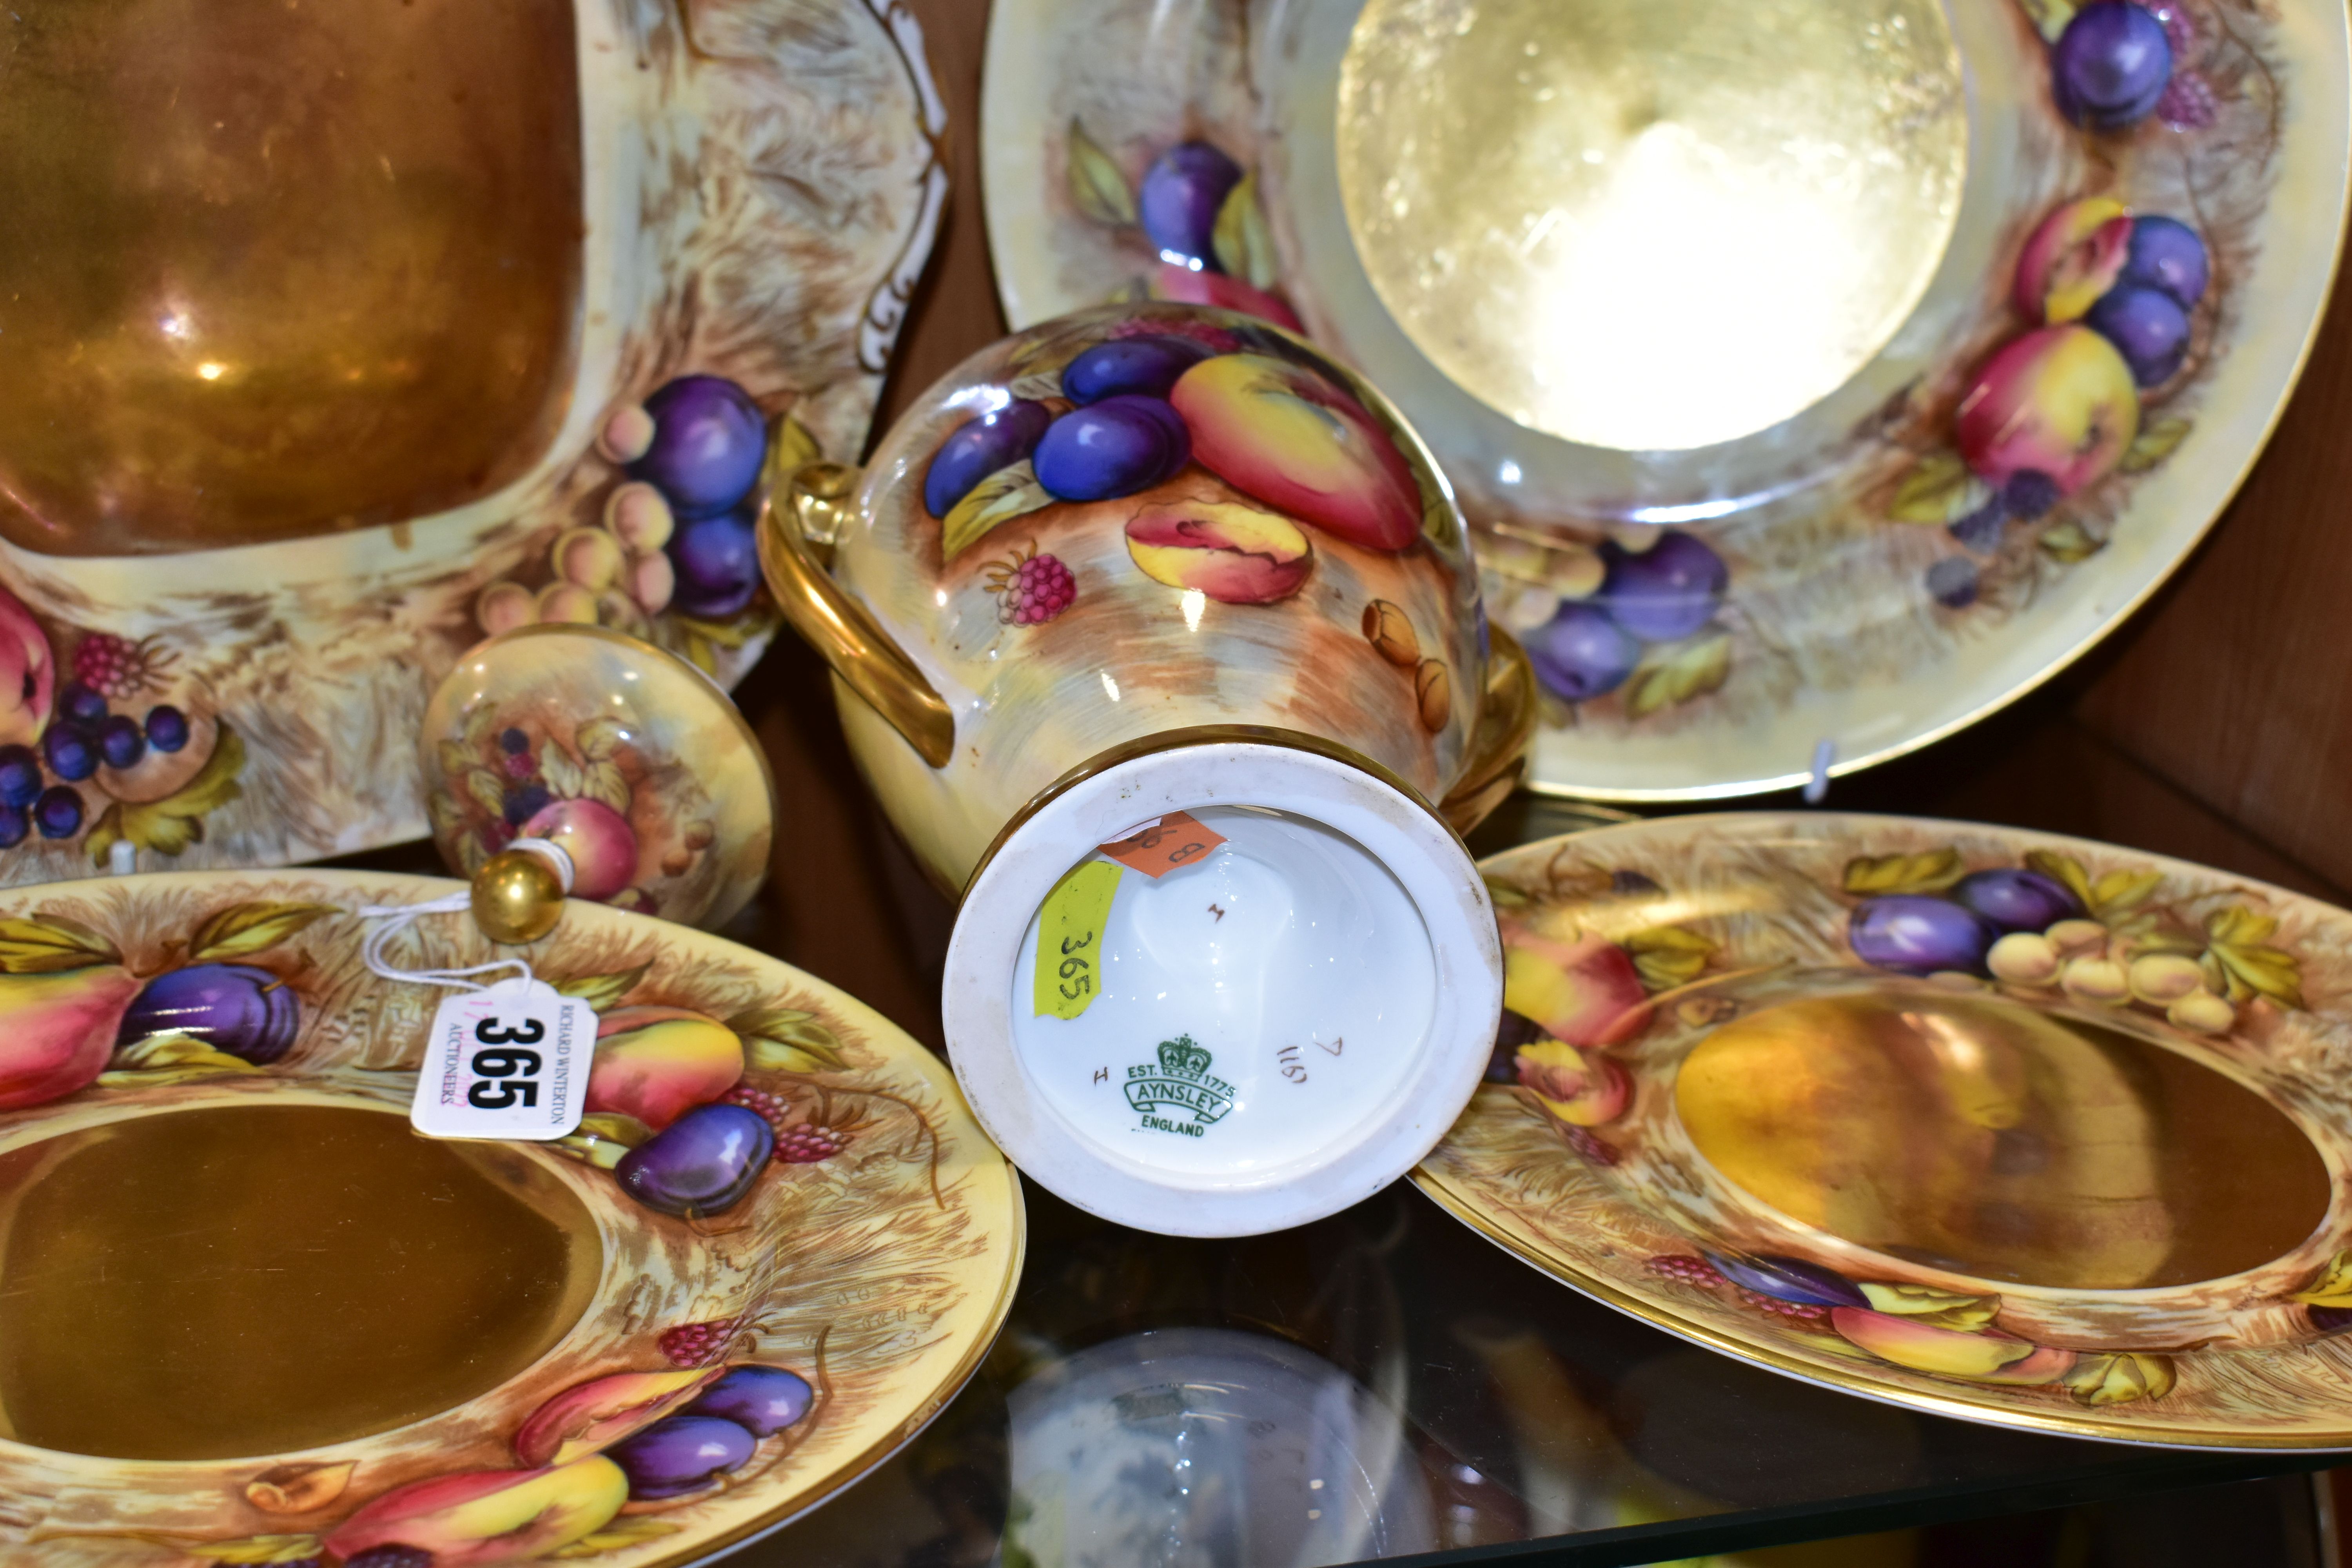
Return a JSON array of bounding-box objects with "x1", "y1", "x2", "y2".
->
[{"x1": 1002, "y1": 1326, "x2": 1433, "y2": 1567}]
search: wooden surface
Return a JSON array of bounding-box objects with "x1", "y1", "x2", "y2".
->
[{"x1": 714, "y1": 0, "x2": 2352, "y2": 1056}]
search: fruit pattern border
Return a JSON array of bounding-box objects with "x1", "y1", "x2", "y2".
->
[
  {"x1": 1418, "y1": 814, "x2": 2352, "y2": 1447},
  {"x1": 0, "y1": 871, "x2": 1020, "y2": 1568}
]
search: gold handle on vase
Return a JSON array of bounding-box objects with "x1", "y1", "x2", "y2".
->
[
  {"x1": 753, "y1": 453, "x2": 957, "y2": 769},
  {"x1": 1438, "y1": 627, "x2": 1536, "y2": 835}
]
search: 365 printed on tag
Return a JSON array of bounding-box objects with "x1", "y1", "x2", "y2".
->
[{"x1": 409, "y1": 976, "x2": 595, "y2": 1140}]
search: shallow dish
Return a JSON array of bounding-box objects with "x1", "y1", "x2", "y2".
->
[
  {"x1": 1418, "y1": 813, "x2": 2352, "y2": 1447},
  {"x1": 0, "y1": 869, "x2": 1020, "y2": 1564},
  {"x1": 0, "y1": 0, "x2": 944, "y2": 885},
  {"x1": 983, "y1": 0, "x2": 2350, "y2": 799}
]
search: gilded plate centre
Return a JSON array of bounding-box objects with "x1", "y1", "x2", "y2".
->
[
  {"x1": 1336, "y1": 0, "x2": 1967, "y2": 452},
  {"x1": 1674, "y1": 992, "x2": 2331, "y2": 1289},
  {"x1": 0, "y1": 1103, "x2": 602, "y2": 1460}
]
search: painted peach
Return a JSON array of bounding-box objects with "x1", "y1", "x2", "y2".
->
[
  {"x1": 1149, "y1": 261, "x2": 1304, "y2": 333},
  {"x1": 0, "y1": 584, "x2": 53, "y2": 746},
  {"x1": 323, "y1": 1455, "x2": 628, "y2": 1566},
  {"x1": 1502, "y1": 934, "x2": 1648, "y2": 1047},
  {"x1": 521, "y1": 796, "x2": 639, "y2": 902},
  {"x1": 0, "y1": 965, "x2": 140, "y2": 1111},
  {"x1": 1955, "y1": 326, "x2": 2140, "y2": 497},
  {"x1": 1125, "y1": 500, "x2": 1313, "y2": 605},
  {"x1": 1515, "y1": 1038, "x2": 1631, "y2": 1126},
  {"x1": 1169, "y1": 354, "x2": 1423, "y2": 553},
  {"x1": 1830, "y1": 1308, "x2": 2077, "y2": 1385},
  {"x1": 584, "y1": 1006, "x2": 745, "y2": 1130},
  {"x1": 2014, "y1": 196, "x2": 2132, "y2": 324},
  {"x1": 512, "y1": 1366, "x2": 726, "y2": 1466}
]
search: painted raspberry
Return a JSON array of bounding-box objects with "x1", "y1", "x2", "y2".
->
[
  {"x1": 70, "y1": 632, "x2": 174, "y2": 702},
  {"x1": 1647, "y1": 1254, "x2": 1724, "y2": 1289},
  {"x1": 2144, "y1": 0, "x2": 2200, "y2": 61},
  {"x1": 722, "y1": 1085, "x2": 790, "y2": 1137},
  {"x1": 984, "y1": 546, "x2": 1076, "y2": 626},
  {"x1": 2157, "y1": 71, "x2": 2218, "y2": 128},
  {"x1": 659, "y1": 1316, "x2": 748, "y2": 1368},
  {"x1": 775, "y1": 1123, "x2": 849, "y2": 1163},
  {"x1": 1736, "y1": 1287, "x2": 1832, "y2": 1324}
]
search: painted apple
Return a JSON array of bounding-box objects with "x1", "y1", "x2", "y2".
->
[
  {"x1": 1150, "y1": 263, "x2": 1305, "y2": 333},
  {"x1": 1830, "y1": 1308, "x2": 2078, "y2": 1385},
  {"x1": 1954, "y1": 325, "x2": 2140, "y2": 497},
  {"x1": 323, "y1": 1455, "x2": 628, "y2": 1567},
  {"x1": 0, "y1": 965, "x2": 140, "y2": 1110},
  {"x1": 519, "y1": 796, "x2": 639, "y2": 902},
  {"x1": 1502, "y1": 932, "x2": 1648, "y2": 1047},
  {"x1": 1124, "y1": 500, "x2": 1313, "y2": 605},
  {"x1": 1514, "y1": 1038, "x2": 1632, "y2": 1126},
  {"x1": 584, "y1": 1005, "x2": 745, "y2": 1130},
  {"x1": 1169, "y1": 354, "x2": 1422, "y2": 552},
  {"x1": 2013, "y1": 196, "x2": 2132, "y2": 324},
  {"x1": 0, "y1": 585, "x2": 54, "y2": 748},
  {"x1": 512, "y1": 1365, "x2": 728, "y2": 1466}
]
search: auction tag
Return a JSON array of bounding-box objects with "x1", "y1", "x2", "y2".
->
[
  {"x1": 409, "y1": 976, "x2": 595, "y2": 1140},
  {"x1": 1098, "y1": 811, "x2": 1227, "y2": 880},
  {"x1": 1034, "y1": 860, "x2": 1122, "y2": 1021}
]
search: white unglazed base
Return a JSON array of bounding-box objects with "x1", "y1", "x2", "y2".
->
[{"x1": 942, "y1": 740, "x2": 1501, "y2": 1237}]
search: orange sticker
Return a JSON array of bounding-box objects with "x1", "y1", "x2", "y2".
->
[{"x1": 1098, "y1": 811, "x2": 1227, "y2": 879}]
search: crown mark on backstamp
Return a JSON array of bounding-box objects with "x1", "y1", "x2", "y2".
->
[{"x1": 1125, "y1": 1034, "x2": 1236, "y2": 1136}]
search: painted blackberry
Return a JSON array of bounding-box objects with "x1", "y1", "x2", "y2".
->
[
  {"x1": 1736, "y1": 1287, "x2": 1832, "y2": 1324},
  {"x1": 774, "y1": 1123, "x2": 850, "y2": 1164},
  {"x1": 983, "y1": 544, "x2": 1077, "y2": 626},
  {"x1": 1646, "y1": 1254, "x2": 1724, "y2": 1289},
  {"x1": 722, "y1": 1085, "x2": 789, "y2": 1137}
]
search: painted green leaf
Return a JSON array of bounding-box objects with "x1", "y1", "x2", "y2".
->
[
  {"x1": 1621, "y1": 628, "x2": 1731, "y2": 719},
  {"x1": 1842, "y1": 848, "x2": 1965, "y2": 896},
  {"x1": 187, "y1": 901, "x2": 336, "y2": 963},
  {"x1": 100, "y1": 1031, "x2": 267, "y2": 1087},
  {"x1": 2062, "y1": 1350, "x2": 2174, "y2": 1406},
  {"x1": 552, "y1": 1519, "x2": 684, "y2": 1558},
  {"x1": 2294, "y1": 1250, "x2": 2352, "y2": 1307},
  {"x1": 0, "y1": 913, "x2": 118, "y2": 974},
  {"x1": 2119, "y1": 416, "x2": 2192, "y2": 474},
  {"x1": 2201, "y1": 903, "x2": 2304, "y2": 1008},
  {"x1": 2038, "y1": 519, "x2": 2106, "y2": 564},
  {"x1": 1623, "y1": 925, "x2": 1717, "y2": 991},
  {"x1": 733, "y1": 1006, "x2": 849, "y2": 1072},
  {"x1": 941, "y1": 461, "x2": 1054, "y2": 562},
  {"x1": 2023, "y1": 850, "x2": 2094, "y2": 907},
  {"x1": 1065, "y1": 119, "x2": 1136, "y2": 227},
  {"x1": 87, "y1": 722, "x2": 247, "y2": 864},
  {"x1": 2014, "y1": 0, "x2": 2076, "y2": 43},
  {"x1": 2088, "y1": 867, "x2": 2163, "y2": 915},
  {"x1": 555, "y1": 964, "x2": 649, "y2": 1013},
  {"x1": 1211, "y1": 170, "x2": 1279, "y2": 289},
  {"x1": 1889, "y1": 452, "x2": 1993, "y2": 525}
]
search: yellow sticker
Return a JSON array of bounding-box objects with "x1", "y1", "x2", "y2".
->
[{"x1": 1033, "y1": 860, "x2": 1123, "y2": 1020}]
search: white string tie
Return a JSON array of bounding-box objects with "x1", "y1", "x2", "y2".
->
[{"x1": 355, "y1": 892, "x2": 535, "y2": 993}]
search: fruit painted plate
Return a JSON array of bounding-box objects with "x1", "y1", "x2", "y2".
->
[
  {"x1": 0, "y1": 0, "x2": 945, "y2": 887},
  {"x1": 981, "y1": 0, "x2": 2351, "y2": 800},
  {"x1": 0, "y1": 869, "x2": 1021, "y2": 1565},
  {"x1": 1418, "y1": 813, "x2": 2352, "y2": 1448}
]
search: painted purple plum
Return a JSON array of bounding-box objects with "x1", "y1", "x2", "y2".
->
[
  {"x1": 58, "y1": 682, "x2": 106, "y2": 728},
  {"x1": 118, "y1": 962, "x2": 300, "y2": 1063},
  {"x1": 1032, "y1": 396, "x2": 1191, "y2": 503},
  {"x1": 1526, "y1": 602, "x2": 1640, "y2": 702},
  {"x1": 630, "y1": 377, "x2": 768, "y2": 519},
  {"x1": 0, "y1": 745, "x2": 38, "y2": 809},
  {"x1": 2085, "y1": 285, "x2": 2191, "y2": 387},
  {"x1": 606, "y1": 1414, "x2": 757, "y2": 1499},
  {"x1": 1849, "y1": 895, "x2": 2000, "y2": 975},
  {"x1": 1950, "y1": 868, "x2": 2086, "y2": 934},
  {"x1": 2053, "y1": 2, "x2": 2172, "y2": 130},
  {"x1": 1061, "y1": 336, "x2": 1213, "y2": 405},
  {"x1": 2119, "y1": 215, "x2": 2209, "y2": 310},
  {"x1": 32, "y1": 786, "x2": 79, "y2": 840},
  {"x1": 1596, "y1": 533, "x2": 1728, "y2": 643},
  {"x1": 97, "y1": 714, "x2": 143, "y2": 771},
  {"x1": 1704, "y1": 1252, "x2": 1868, "y2": 1308},
  {"x1": 42, "y1": 724, "x2": 94, "y2": 782},
  {"x1": 616, "y1": 1103, "x2": 775, "y2": 1218},
  {"x1": 1139, "y1": 142, "x2": 1242, "y2": 269},
  {"x1": 685, "y1": 1365, "x2": 814, "y2": 1436},
  {"x1": 1488, "y1": 1007, "x2": 1549, "y2": 1083},
  {"x1": 666, "y1": 508, "x2": 761, "y2": 620},
  {"x1": 2310, "y1": 1305, "x2": 2352, "y2": 1338},
  {"x1": 923, "y1": 400, "x2": 1054, "y2": 517},
  {"x1": 0, "y1": 804, "x2": 24, "y2": 849}
]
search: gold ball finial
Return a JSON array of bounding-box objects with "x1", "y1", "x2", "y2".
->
[{"x1": 472, "y1": 848, "x2": 566, "y2": 945}]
